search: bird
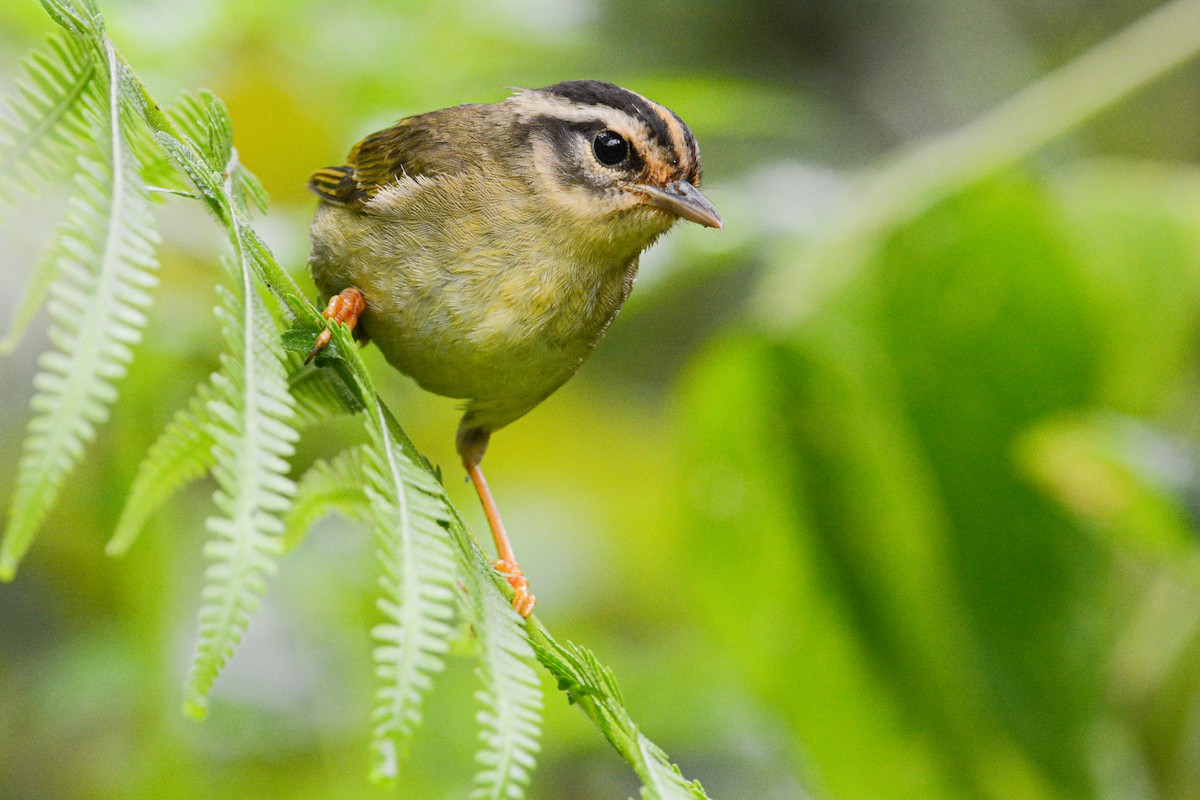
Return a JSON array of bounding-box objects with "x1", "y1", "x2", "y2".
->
[{"x1": 305, "y1": 80, "x2": 721, "y2": 618}]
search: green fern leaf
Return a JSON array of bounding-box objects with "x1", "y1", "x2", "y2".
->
[
  {"x1": 533, "y1": 640, "x2": 622, "y2": 708},
  {"x1": 361, "y1": 419, "x2": 458, "y2": 783},
  {"x1": 166, "y1": 91, "x2": 266, "y2": 215},
  {"x1": 39, "y1": 0, "x2": 103, "y2": 40},
  {"x1": 288, "y1": 360, "x2": 362, "y2": 425},
  {"x1": 129, "y1": 111, "x2": 190, "y2": 197},
  {"x1": 1, "y1": 230, "x2": 69, "y2": 356},
  {"x1": 0, "y1": 32, "x2": 103, "y2": 352},
  {"x1": 532, "y1": 640, "x2": 711, "y2": 800},
  {"x1": 182, "y1": 282, "x2": 298, "y2": 717},
  {"x1": 151, "y1": 128, "x2": 221, "y2": 213},
  {"x1": 169, "y1": 91, "x2": 230, "y2": 169},
  {"x1": 635, "y1": 735, "x2": 710, "y2": 800},
  {"x1": 468, "y1": 573, "x2": 543, "y2": 800},
  {"x1": 232, "y1": 160, "x2": 268, "y2": 215},
  {"x1": 110, "y1": 360, "x2": 355, "y2": 558},
  {"x1": 235, "y1": 222, "x2": 310, "y2": 319},
  {"x1": 0, "y1": 31, "x2": 99, "y2": 203},
  {"x1": 282, "y1": 446, "x2": 369, "y2": 553},
  {"x1": 1, "y1": 36, "x2": 160, "y2": 578},
  {"x1": 106, "y1": 380, "x2": 217, "y2": 556}
]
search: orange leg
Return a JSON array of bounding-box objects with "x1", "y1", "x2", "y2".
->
[
  {"x1": 465, "y1": 460, "x2": 536, "y2": 618},
  {"x1": 305, "y1": 287, "x2": 366, "y2": 364}
]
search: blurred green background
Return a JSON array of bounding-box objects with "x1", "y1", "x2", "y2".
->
[{"x1": 4, "y1": 0, "x2": 1200, "y2": 798}]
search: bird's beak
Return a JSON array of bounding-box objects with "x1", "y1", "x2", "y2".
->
[{"x1": 630, "y1": 180, "x2": 723, "y2": 229}]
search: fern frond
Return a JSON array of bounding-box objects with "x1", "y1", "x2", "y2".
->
[
  {"x1": 39, "y1": 0, "x2": 103, "y2": 40},
  {"x1": 234, "y1": 220, "x2": 309, "y2": 320},
  {"x1": 232, "y1": 159, "x2": 268, "y2": 215},
  {"x1": 467, "y1": 574, "x2": 543, "y2": 800},
  {"x1": 110, "y1": 361, "x2": 356, "y2": 558},
  {"x1": 1, "y1": 35, "x2": 160, "y2": 578},
  {"x1": 106, "y1": 380, "x2": 216, "y2": 556},
  {"x1": 168, "y1": 91, "x2": 231, "y2": 168},
  {"x1": 182, "y1": 282, "x2": 298, "y2": 717},
  {"x1": 164, "y1": 91, "x2": 266, "y2": 215},
  {"x1": 1, "y1": 230, "x2": 66, "y2": 355},
  {"x1": 128, "y1": 112, "x2": 189, "y2": 196},
  {"x1": 532, "y1": 640, "x2": 711, "y2": 800},
  {"x1": 635, "y1": 735, "x2": 709, "y2": 800},
  {"x1": 150, "y1": 127, "x2": 222, "y2": 220},
  {"x1": 288, "y1": 360, "x2": 362, "y2": 425},
  {"x1": 0, "y1": 32, "x2": 104, "y2": 352},
  {"x1": 534, "y1": 640, "x2": 622, "y2": 709},
  {"x1": 0, "y1": 31, "x2": 99, "y2": 204},
  {"x1": 282, "y1": 446, "x2": 370, "y2": 553},
  {"x1": 361, "y1": 416, "x2": 459, "y2": 783}
]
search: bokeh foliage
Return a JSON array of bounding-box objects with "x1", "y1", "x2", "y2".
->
[
  {"x1": 682, "y1": 165, "x2": 1200, "y2": 799},
  {"x1": 4, "y1": 1, "x2": 1200, "y2": 799}
]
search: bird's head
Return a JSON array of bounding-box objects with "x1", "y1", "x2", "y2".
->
[{"x1": 504, "y1": 80, "x2": 721, "y2": 250}]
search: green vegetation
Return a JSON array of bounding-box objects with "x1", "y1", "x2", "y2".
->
[{"x1": 3, "y1": 0, "x2": 1200, "y2": 798}]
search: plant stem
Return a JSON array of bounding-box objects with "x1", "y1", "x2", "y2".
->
[{"x1": 323, "y1": 321, "x2": 676, "y2": 788}]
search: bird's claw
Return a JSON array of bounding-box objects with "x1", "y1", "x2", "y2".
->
[
  {"x1": 493, "y1": 558, "x2": 536, "y2": 618},
  {"x1": 306, "y1": 287, "x2": 365, "y2": 364}
]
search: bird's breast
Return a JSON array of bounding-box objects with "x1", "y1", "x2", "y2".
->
[{"x1": 308, "y1": 196, "x2": 640, "y2": 427}]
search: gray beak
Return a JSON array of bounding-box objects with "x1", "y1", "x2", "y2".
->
[{"x1": 631, "y1": 180, "x2": 723, "y2": 229}]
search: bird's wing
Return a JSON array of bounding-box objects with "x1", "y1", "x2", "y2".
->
[{"x1": 307, "y1": 108, "x2": 471, "y2": 208}]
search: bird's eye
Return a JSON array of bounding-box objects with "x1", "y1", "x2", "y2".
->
[{"x1": 592, "y1": 130, "x2": 629, "y2": 167}]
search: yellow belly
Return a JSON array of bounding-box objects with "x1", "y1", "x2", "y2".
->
[{"x1": 308, "y1": 199, "x2": 643, "y2": 432}]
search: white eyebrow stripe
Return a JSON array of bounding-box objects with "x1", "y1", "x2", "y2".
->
[
  {"x1": 506, "y1": 88, "x2": 697, "y2": 180},
  {"x1": 506, "y1": 91, "x2": 661, "y2": 155},
  {"x1": 508, "y1": 92, "x2": 645, "y2": 133}
]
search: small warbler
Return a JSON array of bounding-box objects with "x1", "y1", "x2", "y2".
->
[{"x1": 307, "y1": 80, "x2": 721, "y2": 617}]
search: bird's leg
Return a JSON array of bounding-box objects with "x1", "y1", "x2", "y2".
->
[
  {"x1": 306, "y1": 287, "x2": 366, "y2": 363},
  {"x1": 466, "y1": 460, "x2": 537, "y2": 618},
  {"x1": 459, "y1": 428, "x2": 536, "y2": 618}
]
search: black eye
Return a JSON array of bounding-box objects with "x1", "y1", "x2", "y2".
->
[{"x1": 592, "y1": 130, "x2": 629, "y2": 166}]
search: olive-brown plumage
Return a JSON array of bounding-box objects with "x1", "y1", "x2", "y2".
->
[{"x1": 307, "y1": 81, "x2": 720, "y2": 616}]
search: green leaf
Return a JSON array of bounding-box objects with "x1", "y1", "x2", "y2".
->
[
  {"x1": 1017, "y1": 413, "x2": 1200, "y2": 563},
  {"x1": 635, "y1": 736, "x2": 709, "y2": 800},
  {"x1": 863, "y1": 177, "x2": 1102, "y2": 792},
  {"x1": 1, "y1": 228, "x2": 70, "y2": 356},
  {"x1": 182, "y1": 281, "x2": 298, "y2": 716},
  {"x1": 0, "y1": 31, "x2": 98, "y2": 204},
  {"x1": 530, "y1": 638, "x2": 709, "y2": 800},
  {"x1": 465, "y1": 555, "x2": 543, "y2": 800},
  {"x1": 107, "y1": 380, "x2": 217, "y2": 556},
  {"x1": 0, "y1": 31, "x2": 102, "y2": 352},
  {"x1": 151, "y1": 129, "x2": 221, "y2": 212},
  {"x1": 701, "y1": 176, "x2": 1101, "y2": 800},
  {"x1": 168, "y1": 91, "x2": 232, "y2": 173},
  {"x1": 165, "y1": 91, "x2": 266, "y2": 216},
  {"x1": 1, "y1": 37, "x2": 159, "y2": 578},
  {"x1": 1049, "y1": 160, "x2": 1200, "y2": 415},
  {"x1": 360, "y1": 422, "x2": 458, "y2": 783},
  {"x1": 39, "y1": 0, "x2": 102, "y2": 39},
  {"x1": 112, "y1": 360, "x2": 358, "y2": 559},
  {"x1": 288, "y1": 359, "x2": 363, "y2": 425},
  {"x1": 282, "y1": 446, "x2": 370, "y2": 553}
]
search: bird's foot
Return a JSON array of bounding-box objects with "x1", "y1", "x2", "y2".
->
[
  {"x1": 493, "y1": 558, "x2": 536, "y2": 618},
  {"x1": 306, "y1": 287, "x2": 366, "y2": 364}
]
